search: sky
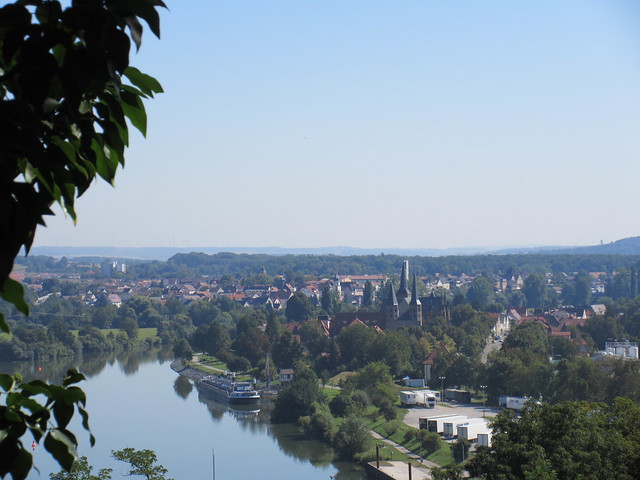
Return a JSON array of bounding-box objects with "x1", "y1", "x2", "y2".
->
[{"x1": 33, "y1": 0, "x2": 640, "y2": 251}]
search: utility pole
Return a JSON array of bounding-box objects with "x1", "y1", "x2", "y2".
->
[
  {"x1": 439, "y1": 376, "x2": 446, "y2": 402},
  {"x1": 212, "y1": 449, "x2": 215, "y2": 480},
  {"x1": 480, "y1": 384, "x2": 487, "y2": 417}
]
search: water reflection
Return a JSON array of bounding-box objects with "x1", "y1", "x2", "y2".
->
[
  {"x1": 2, "y1": 350, "x2": 367, "y2": 480},
  {"x1": 191, "y1": 382, "x2": 365, "y2": 480},
  {"x1": 270, "y1": 423, "x2": 334, "y2": 466},
  {"x1": 196, "y1": 389, "x2": 268, "y2": 427},
  {"x1": 0, "y1": 347, "x2": 174, "y2": 384},
  {"x1": 173, "y1": 375, "x2": 193, "y2": 400}
]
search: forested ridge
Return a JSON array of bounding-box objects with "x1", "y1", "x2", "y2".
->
[{"x1": 145, "y1": 252, "x2": 640, "y2": 278}]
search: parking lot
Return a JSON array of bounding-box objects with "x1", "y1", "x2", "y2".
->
[{"x1": 402, "y1": 402, "x2": 501, "y2": 429}]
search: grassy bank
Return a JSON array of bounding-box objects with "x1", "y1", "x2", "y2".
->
[{"x1": 363, "y1": 407, "x2": 453, "y2": 466}]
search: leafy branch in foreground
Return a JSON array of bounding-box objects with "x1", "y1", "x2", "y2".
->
[
  {"x1": 0, "y1": 370, "x2": 92, "y2": 479},
  {"x1": 49, "y1": 456, "x2": 112, "y2": 480},
  {"x1": 50, "y1": 449, "x2": 170, "y2": 480},
  {"x1": 0, "y1": 0, "x2": 165, "y2": 478},
  {"x1": 112, "y1": 448, "x2": 172, "y2": 480}
]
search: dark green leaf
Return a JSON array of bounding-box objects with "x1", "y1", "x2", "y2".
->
[
  {"x1": 77, "y1": 406, "x2": 93, "y2": 445},
  {"x1": 121, "y1": 91, "x2": 147, "y2": 136},
  {"x1": 125, "y1": 15, "x2": 143, "y2": 51},
  {"x1": 62, "y1": 369, "x2": 86, "y2": 387},
  {"x1": 44, "y1": 430, "x2": 77, "y2": 471},
  {"x1": 10, "y1": 447, "x2": 33, "y2": 480},
  {"x1": 0, "y1": 278, "x2": 29, "y2": 315},
  {"x1": 21, "y1": 380, "x2": 52, "y2": 397},
  {"x1": 124, "y1": 66, "x2": 163, "y2": 96},
  {"x1": 0, "y1": 373, "x2": 13, "y2": 391},
  {"x1": 53, "y1": 403, "x2": 74, "y2": 430}
]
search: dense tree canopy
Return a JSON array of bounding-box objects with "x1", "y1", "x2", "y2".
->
[{"x1": 468, "y1": 399, "x2": 640, "y2": 480}]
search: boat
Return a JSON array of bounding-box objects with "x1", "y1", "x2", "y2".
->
[{"x1": 198, "y1": 375, "x2": 261, "y2": 405}]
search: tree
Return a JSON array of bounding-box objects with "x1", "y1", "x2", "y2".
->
[
  {"x1": 111, "y1": 448, "x2": 172, "y2": 480},
  {"x1": 467, "y1": 276, "x2": 494, "y2": 310},
  {"x1": 431, "y1": 464, "x2": 464, "y2": 480},
  {"x1": 572, "y1": 272, "x2": 592, "y2": 306},
  {"x1": 362, "y1": 280, "x2": 374, "y2": 307},
  {"x1": 522, "y1": 273, "x2": 548, "y2": 308},
  {"x1": 0, "y1": 1, "x2": 165, "y2": 477},
  {"x1": 119, "y1": 316, "x2": 138, "y2": 340},
  {"x1": 467, "y1": 401, "x2": 639, "y2": 480},
  {"x1": 348, "y1": 362, "x2": 396, "y2": 408},
  {"x1": 299, "y1": 320, "x2": 328, "y2": 356},
  {"x1": 203, "y1": 320, "x2": 230, "y2": 356},
  {"x1": 49, "y1": 456, "x2": 112, "y2": 480},
  {"x1": 233, "y1": 327, "x2": 269, "y2": 366},
  {"x1": 606, "y1": 268, "x2": 631, "y2": 299},
  {"x1": 285, "y1": 292, "x2": 315, "y2": 322},
  {"x1": 172, "y1": 339, "x2": 192, "y2": 364},
  {"x1": 271, "y1": 329, "x2": 303, "y2": 368},
  {"x1": 503, "y1": 321, "x2": 549, "y2": 357},
  {"x1": 420, "y1": 431, "x2": 442, "y2": 455},
  {"x1": 370, "y1": 330, "x2": 411, "y2": 376},
  {"x1": 320, "y1": 284, "x2": 338, "y2": 315},
  {"x1": 271, "y1": 361, "x2": 322, "y2": 423},
  {"x1": 333, "y1": 415, "x2": 371, "y2": 460},
  {"x1": 337, "y1": 323, "x2": 376, "y2": 369}
]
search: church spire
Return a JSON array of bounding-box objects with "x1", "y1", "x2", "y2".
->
[
  {"x1": 410, "y1": 274, "x2": 421, "y2": 306},
  {"x1": 386, "y1": 282, "x2": 398, "y2": 306},
  {"x1": 397, "y1": 260, "x2": 411, "y2": 301}
]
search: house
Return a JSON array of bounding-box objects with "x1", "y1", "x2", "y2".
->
[{"x1": 279, "y1": 368, "x2": 294, "y2": 383}]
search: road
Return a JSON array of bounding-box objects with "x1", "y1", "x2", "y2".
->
[{"x1": 480, "y1": 336, "x2": 503, "y2": 364}]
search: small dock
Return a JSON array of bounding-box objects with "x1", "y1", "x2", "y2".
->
[{"x1": 366, "y1": 461, "x2": 432, "y2": 480}]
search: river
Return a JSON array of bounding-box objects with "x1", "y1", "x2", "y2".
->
[{"x1": 0, "y1": 349, "x2": 366, "y2": 480}]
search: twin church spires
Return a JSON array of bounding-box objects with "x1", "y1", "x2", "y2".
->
[{"x1": 385, "y1": 260, "x2": 422, "y2": 328}]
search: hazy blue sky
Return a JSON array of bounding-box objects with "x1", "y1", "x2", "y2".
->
[{"x1": 33, "y1": 1, "x2": 640, "y2": 250}]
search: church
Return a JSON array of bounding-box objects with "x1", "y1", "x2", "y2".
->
[
  {"x1": 329, "y1": 260, "x2": 447, "y2": 334},
  {"x1": 383, "y1": 260, "x2": 423, "y2": 330}
]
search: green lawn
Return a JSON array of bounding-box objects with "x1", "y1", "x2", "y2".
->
[
  {"x1": 197, "y1": 354, "x2": 229, "y2": 371},
  {"x1": 70, "y1": 327, "x2": 158, "y2": 339},
  {"x1": 321, "y1": 386, "x2": 340, "y2": 402},
  {"x1": 328, "y1": 371, "x2": 355, "y2": 385}
]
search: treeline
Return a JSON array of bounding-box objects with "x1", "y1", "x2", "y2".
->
[
  {"x1": 0, "y1": 294, "x2": 192, "y2": 361},
  {"x1": 125, "y1": 252, "x2": 640, "y2": 278}
]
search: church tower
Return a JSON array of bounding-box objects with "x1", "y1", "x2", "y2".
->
[
  {"x1": 384, "y1": 283, "x2": 399, "y2": 323},
  {"x1": 397, "y1": 260, "x2": 411, "y2": 316},
  {"x1": 409, "y1": 274, "x2": 422, "y2": 325}
]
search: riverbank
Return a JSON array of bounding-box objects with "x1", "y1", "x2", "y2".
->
[{"x1": 170, "y1": 359, "x2": 444, "y2": 478}]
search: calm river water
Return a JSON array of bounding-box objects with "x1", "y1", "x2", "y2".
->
[{"x1": 0, "y1": 349, "x2": 365, "y2": 480}]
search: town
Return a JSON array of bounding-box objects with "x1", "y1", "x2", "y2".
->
[{"x1": 4, "y1": 252, "x2": 640, "y2": 478}]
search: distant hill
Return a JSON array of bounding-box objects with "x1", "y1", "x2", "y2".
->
[
  {"x1": 29, "y1": 245, "x2": 505, "y2": 261},
  {"x1": 29, "y1": 236, "x2": 640, "y2": 261},
  {"x1": 550, "y1": 237, "x2": 640, "y2": 255}
]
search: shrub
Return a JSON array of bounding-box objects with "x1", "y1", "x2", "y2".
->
[
  {"x1": 381, "y1": 419, "x2": 401, "y2": 437},
  {"x1": 334, "y1": 416, "x2": 372, "y2": 460},
  {"x1": 421, "y1": 431, "x2": 442, "y2": 455},
  {"x1": 378, "y1": 398, "x2": 397, "y2": 421}
]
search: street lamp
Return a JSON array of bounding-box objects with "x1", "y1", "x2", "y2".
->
[
  {"x1": 480, "y1": 384, "x2": 487, "y2": 417},
  {"x1": 438, "y1": 376, "x2": 446, "y2": 403},
  {"x1": 375, "y1": 444, "x2": 385, "y2": 469}
]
